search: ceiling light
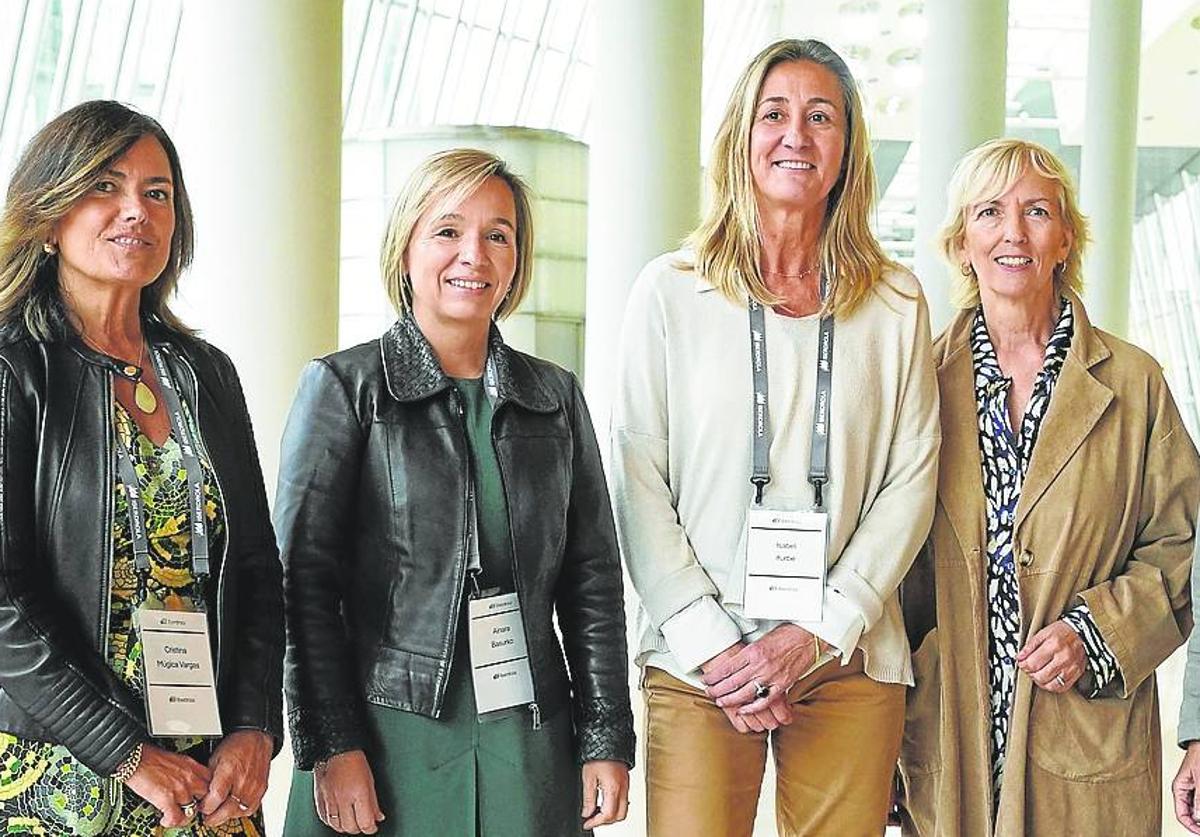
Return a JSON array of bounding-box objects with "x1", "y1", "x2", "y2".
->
[
  {"x1": 887, "y1": 47, "x2": 923, "y2": 89},
  {"x1": 838, "y1": 0, "x2": 882, "y2": 39},
  {"x1": 898, "y1": 2, "x2": 927, "y2": 40}
]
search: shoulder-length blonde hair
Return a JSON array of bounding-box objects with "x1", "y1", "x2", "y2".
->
[
  {"x1": 380, "y1": 148, "x2": 534, "y2": 320},
  {"x1": 939, "y1": 137, "x2": 1090, "y2": 309},
  {"x1": 686, "y1": 38, "x2": 897, "y2": 317},
  {"x1": 0, "y1": 100, "x2": 195, "y2": 340}
]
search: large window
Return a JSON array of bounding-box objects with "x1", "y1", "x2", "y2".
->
[{"x1": 0, "y1": 0, "x2": 184, "y2": 183}]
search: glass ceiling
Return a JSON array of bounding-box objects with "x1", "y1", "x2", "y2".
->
[
  {"x1": 0, "y1": 0, "x2": 185, "y2": 181},
  {"x1": 342, "y1": 0, "x2": 595, "y2": 139},
  {"x1": 1, "y1": 0, "x2": 1198, "y2": 429}
]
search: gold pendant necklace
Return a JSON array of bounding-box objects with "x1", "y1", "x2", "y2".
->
[
  {"x1": 134, "y1": 378, "x2": 158, "y2": 414},
  {"x1": 130, "y1": 341, "x2": 157, "y2": 415},
  {"x1": 85, "y1": 333, "x2": 158, "y2": 415}
]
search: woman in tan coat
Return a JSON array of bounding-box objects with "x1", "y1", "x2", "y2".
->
[{"x1": 898, "y1": 137, "x2": 1199, "y2": 836}]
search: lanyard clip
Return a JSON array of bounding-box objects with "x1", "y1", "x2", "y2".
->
[
  {"x1": 811, "y1": 478, "x2": 825, "y2": 511},
  {"x1": 752, "y1": 477, "x2": 769, "y2": 506},
  {"x1": 468, "y1": 568, "x2": 482, "y2": 599}
]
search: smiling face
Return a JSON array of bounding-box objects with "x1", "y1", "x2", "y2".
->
[
  {"x1": 961, "y1": 169, "x2": 1074, "y2": 305},
  {"x1": 405, "y1": 175, "x2": 518, "y2": 334},
  {"x1": 52, "y1": 134, "x2": 175, "y2": 299},
  {"x1": 749, "y1": 59, "x2": 847, "y2": 216}
]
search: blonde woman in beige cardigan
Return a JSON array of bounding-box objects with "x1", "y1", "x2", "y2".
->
[{"x1": 611, "y1": 38, "x2": 939, "y2": 837}]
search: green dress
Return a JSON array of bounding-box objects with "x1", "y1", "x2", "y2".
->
[
  {"x1": 284, "y1": 377, "x2": 587, "y2": 836},
  {"x1": 0, "y1": 402, "x2": 263, "y2": 837}
]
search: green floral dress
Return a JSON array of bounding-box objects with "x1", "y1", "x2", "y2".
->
[{"x1": 0, "y1": 401, "x2": 263, "y2": 837}]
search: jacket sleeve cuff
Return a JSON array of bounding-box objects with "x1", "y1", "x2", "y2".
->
[
  {"x1": 659, "y1": 597, "x2": 743, "y2": 673},
  {"x1": 641, "y1": 562, "x2": 721, "y2": 630},
  {"x1": 794, "y1": 585, "x2": 865, "y2": 663},
  {"x1": 1180, "y1": 720, "x2": 1200, "y2": 749},
  {"x1": 1061, "y1": 603, "x2": 1122, "y2": 698},
  {"x1": 574, "y1": 697, "x2": 637, "y2": 767},
  {"x1": 287, "y1": 702, "x2": 370, "y2": 770}
]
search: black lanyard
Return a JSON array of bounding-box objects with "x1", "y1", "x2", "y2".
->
[
  {"x1": 748, "y1": 278, "x2": 835, "y2": 510},
  {"x1": 112, "y1": 345, "x2": 210, "y2": 580}
]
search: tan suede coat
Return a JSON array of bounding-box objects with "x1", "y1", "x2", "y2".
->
[{"x1": 898, "y1": 295, "x2": 1199, "y2": 836}]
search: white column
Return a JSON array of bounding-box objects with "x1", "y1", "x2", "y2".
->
[
  {"x1": 584, "y1": 0, "x2": 703, "y2": 420},
  {"x1": 175, "y1": 0, "x2": 342, "y2": 490},
  {"x1": 913, "y1": 0, "x2": 1009, "y2": 330},
  {"x1": 1079, "y1": 0, "x2": 1142, "y2": 337}
]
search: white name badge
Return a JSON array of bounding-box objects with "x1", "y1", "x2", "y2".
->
[
  {"x1": 743, "y1": 508, "x2": 828, "y2": 621},
  {"x1": 135, "y1": 608, "x2": 223, "y2": 738},
  {"x1": 467, "y1": 592, "x2": 534, "y2": 715}
]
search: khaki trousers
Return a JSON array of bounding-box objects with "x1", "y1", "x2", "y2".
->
[{"x1": 643, "y1": 651, "x2": 905, "y2": 837}]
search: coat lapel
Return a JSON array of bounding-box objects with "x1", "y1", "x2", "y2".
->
[
  {"x1": 935, "y1": 316, "x2": 988, "y2": 570},
  {"x1": 1014, "y1": 294, "x2": 1114, "y2": 529}
]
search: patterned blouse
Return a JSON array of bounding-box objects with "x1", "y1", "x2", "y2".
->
[
  {"x1": 971, "y1": 298, "x2": 1119, "y2": 796},
  {"x1": 0, "y1": 400, "x2": 260, "y2": 837}
]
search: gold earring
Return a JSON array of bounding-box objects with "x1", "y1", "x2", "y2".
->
[
  {"x1": 960, "y1": 262, "x2": 973, "y2": 277},
  {"x1": 42, "y1": 242, "x2": 57, "y2": 255}
]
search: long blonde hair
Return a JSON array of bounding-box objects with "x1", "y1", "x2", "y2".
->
[
  {"x1": 686, "y1": 38, "x2": 897, "y2": 316},
  {"x1": 939, "y1": 137, "x2": 1090, "y2": 309},
  {"x1": 380, "y1": 148, "x2": 534, "y2": 320},
  {"x1": 0, "y1": 100, "x2": 195, "y2": 340}
]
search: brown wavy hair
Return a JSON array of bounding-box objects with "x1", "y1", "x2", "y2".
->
[{"x1": 0, "y1": 100, "x2": 195, "y2": 340}]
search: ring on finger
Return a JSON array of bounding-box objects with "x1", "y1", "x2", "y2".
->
[
  {"x1": 181, "y1": 800, "x2": 198, "y2": 819},
  {"x1": 231, "y1": 793, "x2": 252, "y2": 812},
  {"x1": 1053, "y1": 673, "x2": 1067, "y2": 688},
  {"x1": 329, "y1": 812, "x2": 341, "y2": 821},
  {"x1": 752, "y1": 680, "x2": 771, "y2": 699}
]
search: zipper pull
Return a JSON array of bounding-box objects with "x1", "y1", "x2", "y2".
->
[{"x1": 529, "y1": 702, "x2": 542, "y2": 730}]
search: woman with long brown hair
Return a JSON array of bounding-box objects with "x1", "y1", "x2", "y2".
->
[{"x1": 0, "y1": 100, "x2": 283, "y2": 835}]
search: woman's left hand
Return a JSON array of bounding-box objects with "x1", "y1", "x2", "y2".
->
[
  {"x1": 198, "y1": 729, "x2": 274, "y2": 826},
  {"x1": 581, "y1": 760, "x2": 630, "y2": 829},
  {"x1": 1016, "y1": 620, "x2": 1086, "y2": 692},
  {"x1": 701, "y1": 624, "x2": 822, "y2": 716}
]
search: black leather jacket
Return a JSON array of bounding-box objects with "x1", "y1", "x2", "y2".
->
[
  {"x1": 0, "y1": 324, "x2": 284, "y2": 777},
  {"x1": 277, "y1": 315, "x2": 635, "y2": 769}
]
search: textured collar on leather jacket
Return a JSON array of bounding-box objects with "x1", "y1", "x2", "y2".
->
[{"x1": 380, "y1": 312, "x2": 557, "y2": 413}]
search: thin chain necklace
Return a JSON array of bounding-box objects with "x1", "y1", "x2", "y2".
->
[
  {"x1": 765, "y1": 263, "x2": 823, "y2": 317},
  {"x1": 82, "y1": 333, "x2": 159, "y2": 415},
  {"x1": 761, "y1": 263, "x2": 819, "y2": 280}
]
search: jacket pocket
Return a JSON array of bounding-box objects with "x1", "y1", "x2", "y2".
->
[
  {"x1": 1027, "y1": 680, "x2": 1153, "y2": 781},
  {"x1": 901, "y1": 627, "x2": 942, "y2": 777}
]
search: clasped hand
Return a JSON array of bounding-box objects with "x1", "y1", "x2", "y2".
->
[
  {"x1": 699, "y1": 624, "x2": 822, "y2": 733},
  {"x1": 124, "y1": 730, "x2": 273, "y2": 828}
]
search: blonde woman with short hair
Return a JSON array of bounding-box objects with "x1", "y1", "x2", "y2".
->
[
  {"x1": 278, "y1": 148, "x2": 634, "y2": 835},
  {"x1": 611, "y1": 38, "x2": 939, "y2": 836},
  {"x1": 897, "y1": 137, "x2": 1198, "y2": 836}
]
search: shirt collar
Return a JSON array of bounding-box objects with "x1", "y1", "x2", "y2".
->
[{"x1": 971, "y1": 296, "x2": 1075, "y2": 390}]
